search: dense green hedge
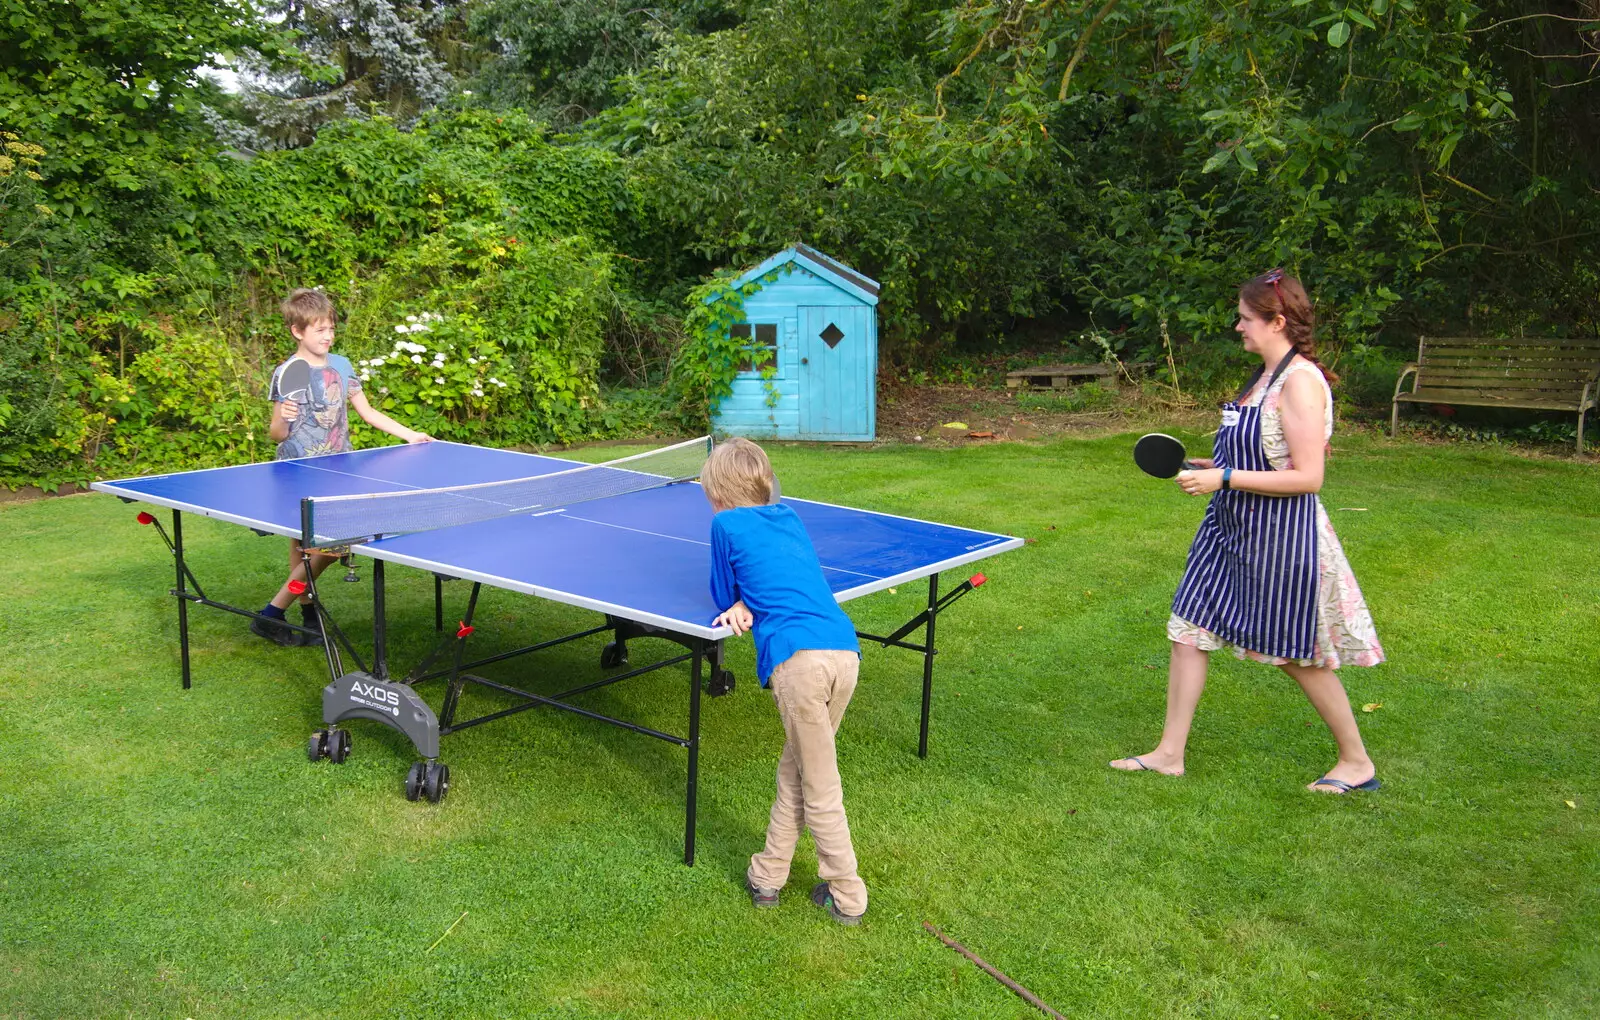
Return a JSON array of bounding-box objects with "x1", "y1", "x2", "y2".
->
[{"x1": 0, "y1": 110, "x2": 663, "y2": 488}]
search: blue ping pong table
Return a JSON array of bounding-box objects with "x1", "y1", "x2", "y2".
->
[{"x1": 94, "y1": 440, "x2": 1022, "y2": 864}]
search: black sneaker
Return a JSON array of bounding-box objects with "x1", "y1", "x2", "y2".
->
[
  {"x1": 746, "y1": 877, "x2": 779, "y2": 909},
  {"x1": 297, "y1": 606, "x2": 325, "y2": 647},
  {"x1": 249, "y1": 613, "x2": 300, "y2": 647},
  {"x1": 809, "y1": 882, "x2": 863, "y2": 926}
]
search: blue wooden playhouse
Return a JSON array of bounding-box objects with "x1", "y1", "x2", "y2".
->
[{"x1": 710, "y1": 244, "x2": 879, "y2": 442}]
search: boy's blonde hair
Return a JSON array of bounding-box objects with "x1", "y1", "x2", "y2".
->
[
  {"x1": 281, "y1": 288, "x2": 337, "y2": 331},
  {"x1": 702, "y1": 437, "x2": 773, "y2": 508}
]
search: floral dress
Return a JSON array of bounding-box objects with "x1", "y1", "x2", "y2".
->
[{"x1": 1168, "y1": 360, "x2": 1385, "y2": 669}]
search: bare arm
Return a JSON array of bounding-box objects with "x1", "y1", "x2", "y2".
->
[
  {"x1": 349, "y1": 389, "x2": 431, "y2": 443},
  {"x1": 1178, "y1": 371, "x2": 1327, "y2": 496},
  {"x1": 268, "y1": 399, "x2": 294, "y2": 443}
]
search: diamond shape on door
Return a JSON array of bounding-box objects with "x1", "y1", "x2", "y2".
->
[{"x1": 820, "y1": 322, "x2": 845, "y2": 348}]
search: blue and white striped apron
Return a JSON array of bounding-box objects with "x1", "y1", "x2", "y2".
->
[{"x1": 1171, "y1": 352, "x2": 1318, "y2": 660}]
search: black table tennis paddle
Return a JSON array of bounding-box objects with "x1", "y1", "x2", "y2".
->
[
  {"x1": 278, "y1": 356, "x2": 313, "y2": 404},
  {"x1": 1133, "y1": 433, "x2": 1196, "y2": 478}
]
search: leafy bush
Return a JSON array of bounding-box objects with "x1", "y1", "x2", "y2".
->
[
  {"x1": 354, "y1": 313, "x2": 521, "y2": 442},
  {"x1": 666, "y1": 268, "x2": 782, "y2": 430},
  {"x1": 109, "y1": 327, "x2": 265, "y2": 469}
]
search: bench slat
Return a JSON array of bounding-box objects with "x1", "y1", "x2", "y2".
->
[
  {"x1": 1419, "y1": 370, "x2": 1599, "y2": 386},
  {"x1": 1408, "y1": 383, "x2": 1588, "y2": 399},
  {"x1": 1397, "y1": 391, "x2": 1587, "y2": 411},
  {"x1": 1422, "y1": 347, "x2": 1600, "y2": 360},
  {"x1": 1417, "y1": 379, "x2": 1597, "y2": 394},
  {"x1": 1421, "y1": 358, "x2": 1600, "y2": 375},
  {"x1": 1419, "y1": 362, "x2": 1600, "y2": 377},
  {"x1": 1421, "y1": 336, "x2": 1600, "y2": 348}
]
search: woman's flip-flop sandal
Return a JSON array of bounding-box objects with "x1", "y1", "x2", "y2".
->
[
  {"x1": 1111, "y1": 756, "x2": 1184, "y2": 777},
  {"x1": 1311, "y1": 775, "x2": 1381, "y2": 794}
]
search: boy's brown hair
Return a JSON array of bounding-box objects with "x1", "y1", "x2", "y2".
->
[
  {"x1": 281, "y1": 288, "x2": 337, "y2": 331},
  {"x1": 702, "y1": 437, "x2": 773, "y2": 508}
]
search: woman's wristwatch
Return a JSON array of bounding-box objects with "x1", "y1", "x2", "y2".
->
[{"x1": 1221, "y1": 468, "x2": 1233, "y2": 490}]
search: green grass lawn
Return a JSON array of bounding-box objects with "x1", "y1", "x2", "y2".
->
[{"x1": 2, "y1": 432, "x2": 1596, "y2": 1019}]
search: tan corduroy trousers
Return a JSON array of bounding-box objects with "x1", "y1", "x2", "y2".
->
[{"x1": 746, "y1": 649, "x2": 867, "y2": 916}]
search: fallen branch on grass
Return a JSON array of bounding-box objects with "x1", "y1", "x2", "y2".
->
[{"x1": 923, "y1": 921, "x2": 1065, "y2": 1019}]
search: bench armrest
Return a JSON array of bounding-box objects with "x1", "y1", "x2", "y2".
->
[{"x1": 1392, "y1": 362, "x2": 1420, "y2": 401}]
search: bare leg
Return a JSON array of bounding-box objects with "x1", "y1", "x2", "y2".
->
[
  {"x1": 1110, "y1": 640, "x2": 1208, "y2": 776},
  {"x1": 1280, "y1": 662, "x2": 1375, "y2": 792},
  {"x1": 270, "y1": 540, "x2": 339, "y2": 610}
]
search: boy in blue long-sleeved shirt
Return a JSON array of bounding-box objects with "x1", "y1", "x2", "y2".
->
[{"x1": 703, "y1": 438, "x2": 866, "y2": 925}]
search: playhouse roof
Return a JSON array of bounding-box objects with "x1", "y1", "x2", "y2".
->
[{"x1": 723, "y1": 243, "x2": 880, "y2": 306}]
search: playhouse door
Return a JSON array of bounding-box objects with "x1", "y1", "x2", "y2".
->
[{"x1": 798, "y1": 305, "x2": 873, "y2": 440}]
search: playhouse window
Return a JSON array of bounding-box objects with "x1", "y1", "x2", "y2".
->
[{"x1": 732, "y1": 323, "x2": 778, "y2": 373}]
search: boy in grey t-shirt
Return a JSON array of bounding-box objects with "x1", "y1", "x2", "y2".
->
[{"x1": 250, "y1": 288, "x2": 433, "y2": 646}]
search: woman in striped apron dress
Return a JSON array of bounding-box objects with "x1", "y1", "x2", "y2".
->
[{"x1": 1111, "y1": 270, "x2": 1385, "y2": 793}]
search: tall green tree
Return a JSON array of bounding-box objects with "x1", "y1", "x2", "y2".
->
[
  {"x1": 0, "y1": 0, "x2": 283, "y2": 220},
  {"x1": 469, "y1": 0, "x2": 739, "y2": 123},
  {"x1": 853, "y1": 0, "x2": 1600, "y2": 351},
  {"x1": 219, "y1": 0, "x2": 475, "y2": 150},
  {"x1": 586, "y1": 0, "x2": 1074, "y2": 357}
]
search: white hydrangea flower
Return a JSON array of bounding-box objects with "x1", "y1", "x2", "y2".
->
[
  {"x1": 488, "y1": 377, "x2": 500, "y2": 385},
  {"x1": 359, "y1": 372, "x2": 370, "y2": 381},
  {"x1": 472, "y1": 388, "x2": 484, "y2": 397},
  {"x1": 412, "y1": 322, "x2": 430, "y2": 333},
  {"x1": 379, "y1": 386, "x2": 389, "y2": 394},
  {"x1": 405, "y1": 315, "x2": 418, "y2": 323},
  {"x1": 467, "y1": 357, "x2": 478, "y2": 365},
  {"x1": 411, "y1": 354, "x2": 423, "y2": 364},
  {"x1": 394, "y1": 324, "x2": 409, "y2": 334},
  {"x1": 434, "y1": 376, "x2": 445, "y2": 385}
]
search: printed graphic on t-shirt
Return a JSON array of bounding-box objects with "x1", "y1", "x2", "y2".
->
[{"x1": 269, "y1": 355, "x2": 361, "y2": 460}]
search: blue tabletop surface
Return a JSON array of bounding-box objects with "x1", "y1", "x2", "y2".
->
[{"x1": 94, "y1": 442, "x2": 1021, "y2": 637}]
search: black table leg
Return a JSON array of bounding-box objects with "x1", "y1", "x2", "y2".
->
[
  {"x1": 919, "y1": 572, "x2": 939, "y2": 758},
  {"x1": 373, "y1": 558, "x2": 388, "y2": 681},
  {"x1": 685, "y1": 641, "x2": 702, "y2": 866},
  {"x1": 174, "y1": 510, "x2": 191, "y2": 691}
]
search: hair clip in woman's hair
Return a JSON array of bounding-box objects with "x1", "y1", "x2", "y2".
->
[{"x1": 1262, "y1": 267, "x2": 1286, "y2": 302}]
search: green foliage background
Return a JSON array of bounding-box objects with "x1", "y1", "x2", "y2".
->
[{"x1": 3, "y1": 0, "x2": 1600, "y2": 485}]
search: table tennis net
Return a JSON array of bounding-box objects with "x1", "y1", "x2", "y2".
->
[{"x1": 301, "y1": 436, "x2": 712, "y2": 546}]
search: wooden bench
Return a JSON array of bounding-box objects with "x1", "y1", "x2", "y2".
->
[
  {"x1": 1005, "y1": 362, "x2": 1151, "y2": 389},
  {"x1": 1391, "y1": 336, "x2": 1600, "y2": 453}
]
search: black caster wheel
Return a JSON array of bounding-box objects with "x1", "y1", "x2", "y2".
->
[
  {"x1": 326, "y1": 728, "x2": 352, "y2": 764},
  {"x1": 708, "y1": 668, "x2": 736, "y2": 697},
  {"x1": 307, "y1": 729, "x2": 330, "y2": 762},
  {"x1": 600, "y1": 641, "x2": 628, "y2": 669},
  {"x1": 404, "y1": 761, "x2": 426, "y2": 801},
  {"x1": 423, "y1": 762, "x2": 450, "y2": 804}
]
